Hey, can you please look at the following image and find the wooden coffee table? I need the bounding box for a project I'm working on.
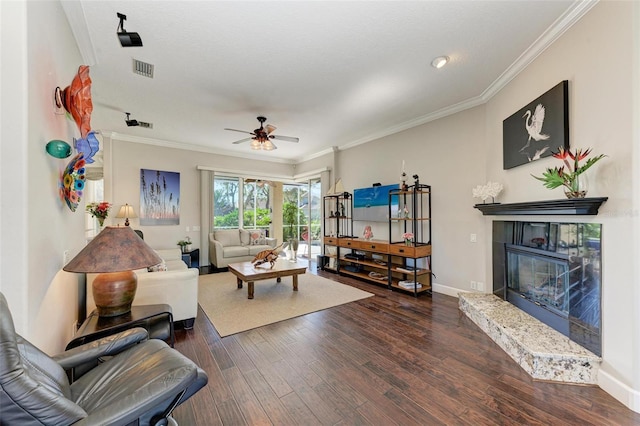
[228,260,307,299]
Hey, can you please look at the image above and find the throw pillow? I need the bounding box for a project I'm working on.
[250,230,267,245]
[148,260,167,272]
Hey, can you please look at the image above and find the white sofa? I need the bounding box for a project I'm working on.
[86,249,199,328]
[209,229,277,268]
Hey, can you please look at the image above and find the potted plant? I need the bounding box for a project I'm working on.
[177,237,192,253]
[283,203,300,260]
[532,147,605,198]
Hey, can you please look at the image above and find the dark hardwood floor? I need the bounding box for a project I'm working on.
[172,267,640,425]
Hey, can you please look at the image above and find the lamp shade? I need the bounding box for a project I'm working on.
[63,226,160,273]
[64,226,161,316]
[115,204,137,227]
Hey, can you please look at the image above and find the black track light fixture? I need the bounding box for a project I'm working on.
[125,112,139,127]
[117,13,143,47]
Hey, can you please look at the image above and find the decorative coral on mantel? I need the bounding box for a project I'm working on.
[473,181,504,204]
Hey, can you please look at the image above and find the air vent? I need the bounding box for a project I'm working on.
[138,121,153,129]
[132,59,154,78]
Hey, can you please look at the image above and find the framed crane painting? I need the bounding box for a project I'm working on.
[503,80,569,169]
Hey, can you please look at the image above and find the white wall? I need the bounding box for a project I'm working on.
[336,106,487,296]
[0,0,87,353]
[106,136,294,253]
[484,1,638,404]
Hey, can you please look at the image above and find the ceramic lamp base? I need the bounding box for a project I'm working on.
[93,270,137,317]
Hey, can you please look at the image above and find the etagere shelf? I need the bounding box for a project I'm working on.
[321,192,353,272]
[322,182,433,297]
[387,182,432,295]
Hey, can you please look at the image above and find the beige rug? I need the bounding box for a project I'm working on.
[198,271,374,337]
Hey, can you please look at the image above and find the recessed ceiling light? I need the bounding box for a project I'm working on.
[431,56,449,69]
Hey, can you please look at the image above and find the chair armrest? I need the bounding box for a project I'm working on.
[53,328,148,370]
[209,234,224,264]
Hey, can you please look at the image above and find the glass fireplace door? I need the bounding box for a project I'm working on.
[507,249,570,317]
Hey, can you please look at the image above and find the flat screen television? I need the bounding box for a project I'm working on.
[353,184,399,222]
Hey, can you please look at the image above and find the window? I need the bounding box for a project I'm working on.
[84,178,104,239]
[213,176,271,231]
[213,176,240,229]
[283,184,307,241]
[243,181,271,231]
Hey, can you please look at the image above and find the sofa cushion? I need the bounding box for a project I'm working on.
[223,246,250,258]
[214,229,241,247]
[239,229,251,246]
[148,261,168,272]
[248,244,275,256]
[249,230,267,245]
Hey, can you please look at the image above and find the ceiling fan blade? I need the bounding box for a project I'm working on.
[266,124,277,135]
[224,128,255,135]
[232,137,253,144]
[270,135,299,143]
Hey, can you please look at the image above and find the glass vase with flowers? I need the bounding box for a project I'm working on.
[403,232,414,247]
[86,202,111,227]
[532,147,605,199]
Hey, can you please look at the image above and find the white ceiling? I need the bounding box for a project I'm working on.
[62,1,593,163]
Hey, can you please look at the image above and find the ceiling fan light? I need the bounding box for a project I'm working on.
[250,139,261,150]
[263,140,276,151]
[431,55,449,69]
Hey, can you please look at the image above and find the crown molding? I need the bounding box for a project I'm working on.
[481,0,599,101]
[103,131,295,164]
[338,0,598,154]
[61,1,97,66]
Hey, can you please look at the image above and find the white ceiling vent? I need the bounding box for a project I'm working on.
[133,59,154,78]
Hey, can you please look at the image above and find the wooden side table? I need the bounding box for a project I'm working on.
[66,304,175,351]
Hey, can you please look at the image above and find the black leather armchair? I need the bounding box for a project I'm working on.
[0,292,208,425]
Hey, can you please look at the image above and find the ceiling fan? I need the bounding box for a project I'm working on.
[225,116,299,151]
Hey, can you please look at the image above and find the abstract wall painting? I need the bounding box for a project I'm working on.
[503,80,569,169]
[140,169,180,225]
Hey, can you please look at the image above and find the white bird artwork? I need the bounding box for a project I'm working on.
[526,146,550,162]
[520,103,550,151]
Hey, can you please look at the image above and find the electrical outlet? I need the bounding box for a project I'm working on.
[477,282,485,292]
[470,233,477,243]
[470,280,477,290]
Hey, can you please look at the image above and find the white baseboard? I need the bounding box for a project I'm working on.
[432,282,467,298]
[598,369,640,413]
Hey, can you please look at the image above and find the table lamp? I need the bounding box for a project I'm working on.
[115,203,137,226]
[63,226,162,317]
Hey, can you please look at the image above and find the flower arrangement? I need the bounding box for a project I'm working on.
[177,237,192,252]
[472,181,504,204]
[86,202,111,226]
[177,237,192,247]
[532,147,605,198]
[402,232,414,246]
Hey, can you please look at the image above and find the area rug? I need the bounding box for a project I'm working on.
[197,271,374,337]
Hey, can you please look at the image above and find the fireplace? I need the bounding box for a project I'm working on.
[493,221,601,356]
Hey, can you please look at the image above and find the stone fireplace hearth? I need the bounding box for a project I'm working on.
[459,292,600,384]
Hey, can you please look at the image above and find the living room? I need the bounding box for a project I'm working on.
[2,0,639,422]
